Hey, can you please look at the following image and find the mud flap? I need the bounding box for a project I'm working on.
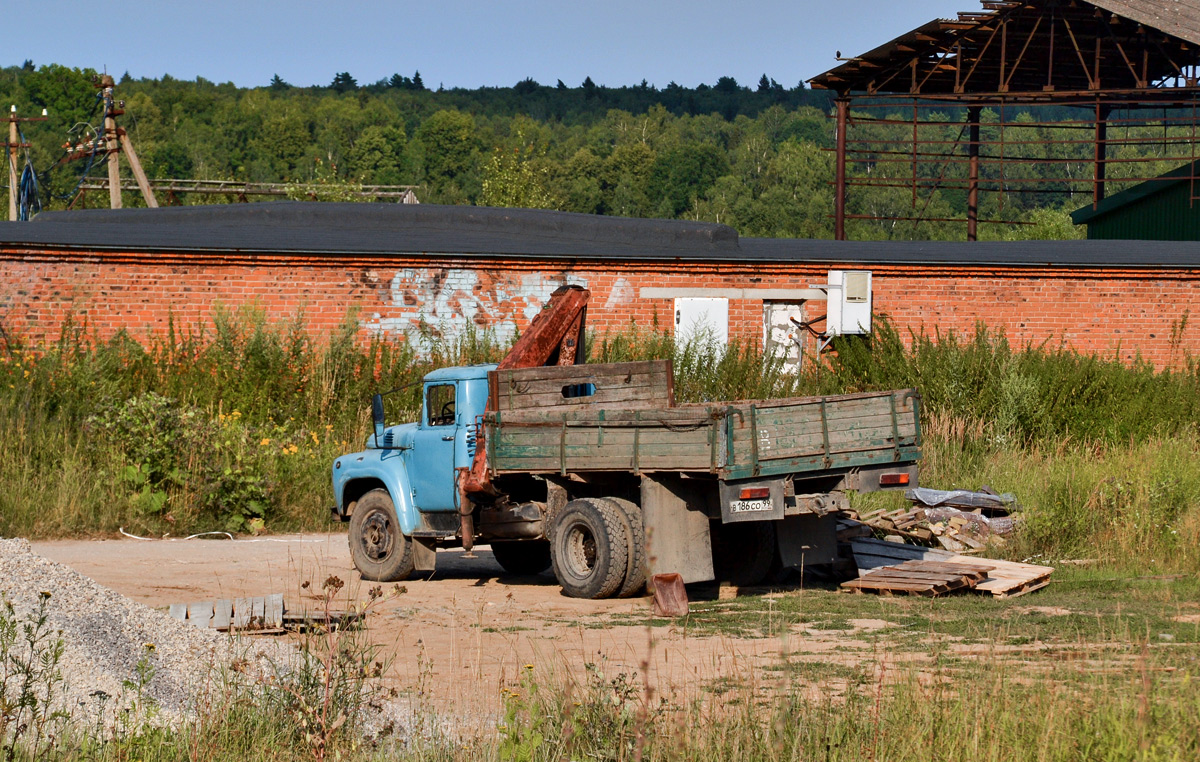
[640,474,714,584]
[412,537,437,572]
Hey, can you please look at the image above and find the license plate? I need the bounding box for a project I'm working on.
[729,499,773,513]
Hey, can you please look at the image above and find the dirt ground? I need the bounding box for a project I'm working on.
[33,533,846,718]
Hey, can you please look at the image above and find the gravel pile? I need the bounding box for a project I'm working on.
[0,538,289,729]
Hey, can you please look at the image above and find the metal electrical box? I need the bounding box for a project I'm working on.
[826,270,872,336]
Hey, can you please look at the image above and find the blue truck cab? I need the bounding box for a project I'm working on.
[331,364,495,578]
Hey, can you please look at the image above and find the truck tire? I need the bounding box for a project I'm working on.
[348,489,415,582]
[711,521,776,587]
[550,498,629,599]
[603,497,648,598]
[490,540,552,576]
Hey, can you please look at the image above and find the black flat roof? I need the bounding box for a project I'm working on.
[1,202,1197,268]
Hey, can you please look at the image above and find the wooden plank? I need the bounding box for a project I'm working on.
[988,579,1051,599]
[709,406,918,441]
[251,597,266,627]
[187,601,214,628]
[496,369,671,392]
[168,603,188,621]
[900,561,993,578]
[844,578,939,593]
[494,359,669,383]
[211,599,233,631]
[232,597,252,629]
[495,383,672,411]
[265,594,284,628]
[732,421,918,448]
[495,427,712,447]
[857,569,968,584]
[492,407,712,425]
[706,388,916,412]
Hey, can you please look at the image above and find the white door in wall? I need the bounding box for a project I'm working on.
[763,301,805,373]
[674,297,729,347]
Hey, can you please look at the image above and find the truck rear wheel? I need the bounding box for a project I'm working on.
[349,489,415,582]
[550,498,629,599]
[490,540,552,576]
[711,521,776,587]
[603,497,648,598]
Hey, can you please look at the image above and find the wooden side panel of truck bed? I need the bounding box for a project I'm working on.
[484,388,920,479]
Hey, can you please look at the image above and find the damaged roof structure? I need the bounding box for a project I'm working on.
[809,0,1200,241]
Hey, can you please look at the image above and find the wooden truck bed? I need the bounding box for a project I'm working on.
[481,361,920,480]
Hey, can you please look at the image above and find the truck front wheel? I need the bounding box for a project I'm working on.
[349,489,415,582]
[550,498,629,599]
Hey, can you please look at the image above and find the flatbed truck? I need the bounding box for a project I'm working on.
[330,286,920,598]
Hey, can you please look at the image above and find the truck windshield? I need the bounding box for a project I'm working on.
[426,383,456,426]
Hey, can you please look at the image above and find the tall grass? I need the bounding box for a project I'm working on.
[2,310,1199,572]
[51,644,1198,761]
[0,308,505,538]
[487,645,1200,762]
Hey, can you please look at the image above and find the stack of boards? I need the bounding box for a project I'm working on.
[168,594,285,631]
[844,538,1053,599]
[167,594,359,632]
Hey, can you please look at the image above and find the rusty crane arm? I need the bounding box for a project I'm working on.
[460,285,590,545]
[496,285,589,370]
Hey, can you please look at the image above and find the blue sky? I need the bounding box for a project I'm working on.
[15,1,968,89]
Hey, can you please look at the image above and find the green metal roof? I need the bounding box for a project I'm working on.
[1072,162,1198,225]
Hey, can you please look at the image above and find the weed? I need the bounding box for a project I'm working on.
[0,593,68,762]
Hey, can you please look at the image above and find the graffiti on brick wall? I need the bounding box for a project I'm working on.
[362,268,589,348]
[604,277,633,309]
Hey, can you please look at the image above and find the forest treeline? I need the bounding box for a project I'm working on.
[1,62,1183,240]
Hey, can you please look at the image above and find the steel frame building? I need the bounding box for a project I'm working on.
[809,0,1200,240]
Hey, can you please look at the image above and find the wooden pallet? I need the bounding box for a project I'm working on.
[850,538,1054,599]
[841,559,992,597]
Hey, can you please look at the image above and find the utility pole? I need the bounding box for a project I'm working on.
[62,74,158,210]
[102,79,121,209]
[97,74,157,209]
[5,106,48,221]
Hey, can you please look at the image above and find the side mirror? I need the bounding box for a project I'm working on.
[371,394,385,441]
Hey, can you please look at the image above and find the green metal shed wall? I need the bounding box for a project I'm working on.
[1088,181,1200,240]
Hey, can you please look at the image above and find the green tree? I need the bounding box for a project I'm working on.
[347,125,406,183]
[1004,208,1086,241]
[480,144,557,209]
[417,109,478,185]
[646,143,728,216]
[24,63,99,129]
[330,72,357,93]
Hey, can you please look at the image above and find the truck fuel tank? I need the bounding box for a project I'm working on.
[476,501,546,540]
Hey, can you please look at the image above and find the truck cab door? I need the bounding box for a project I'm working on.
[407,381,460,512]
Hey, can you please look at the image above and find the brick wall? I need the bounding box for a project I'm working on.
[3,246,1198,367]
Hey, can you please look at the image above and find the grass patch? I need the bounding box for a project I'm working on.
[607,568,1200,647]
